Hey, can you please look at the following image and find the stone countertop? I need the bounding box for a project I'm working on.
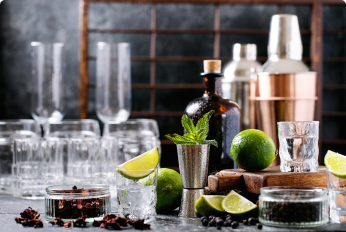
[0,194,345,232]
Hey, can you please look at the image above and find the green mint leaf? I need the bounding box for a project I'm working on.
[184,133,196,140]
[197,139,218,147]
[165,134,196,145]
[181,115,196,134]
[196,128,208,140]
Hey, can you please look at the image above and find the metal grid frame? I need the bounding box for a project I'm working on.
[79,0,345,161]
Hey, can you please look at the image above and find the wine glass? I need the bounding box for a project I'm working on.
[96,42,131,124]
[30,42,65,132]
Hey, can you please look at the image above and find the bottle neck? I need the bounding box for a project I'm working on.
[202,73,223,97]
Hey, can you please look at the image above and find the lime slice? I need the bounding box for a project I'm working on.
[195,195,225,216]
[221,190,257,216]
[324,150,346,178]
[117,146,160,180]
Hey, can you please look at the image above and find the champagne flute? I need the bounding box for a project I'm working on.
[96,42,131,124]
[30,42,65,134]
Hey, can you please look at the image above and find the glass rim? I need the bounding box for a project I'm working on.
[116,167,158,171]
[46,119,98,125]
[277,121,319,125]
[0,119,36,125]
[46,184,109,195]
[106,119,158,125]
[260,186,327,197]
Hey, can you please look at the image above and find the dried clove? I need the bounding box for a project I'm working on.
[15,207,43,228]
[50,217,65,226]
[131,219,151,230]
[74,216,87,227]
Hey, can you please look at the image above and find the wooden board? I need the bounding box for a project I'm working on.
[208,166,327,194]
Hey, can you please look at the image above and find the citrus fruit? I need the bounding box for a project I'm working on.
[324,150,346,178]
[231,129,276,171]
[195,195,226,216]
[117,146,160,180]
[143,168,183,212]
[221,190,257,216]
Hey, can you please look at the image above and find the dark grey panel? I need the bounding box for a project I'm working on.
[324,34,346,58]
[156,61,204,84]
[323,89,346,112]
[156,34,214,57]
[89,3,151,29]
[156,4,214,29]
[323,62,346,85]
[282,5,311,30]
[155,89,202,112]
[323,5,346,31]
[156,116,182,140]
[220,4,277,30]
[132,88,150,111]
[322,116,346,140]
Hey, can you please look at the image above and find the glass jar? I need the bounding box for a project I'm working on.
[45,185,111,222]
[259,186,328,228]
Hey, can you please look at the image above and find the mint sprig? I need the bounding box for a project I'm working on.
[165,110,218,147]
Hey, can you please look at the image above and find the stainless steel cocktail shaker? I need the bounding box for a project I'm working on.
[222,44,261,130]
[177,144,210,217]
[254,14,318,166]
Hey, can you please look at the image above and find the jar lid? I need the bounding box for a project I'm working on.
[46,185,109,197]
[260,186,327,199]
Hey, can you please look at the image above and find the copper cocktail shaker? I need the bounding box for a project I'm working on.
[253,14,318,166]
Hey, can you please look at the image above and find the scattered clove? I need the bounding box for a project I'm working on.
[15,207,43,228]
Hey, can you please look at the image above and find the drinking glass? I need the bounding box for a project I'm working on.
[96,42,131,124]
[0,120,39,194]
[31,42,65,126]
[277,121,319,172]
[44,119,101,183]
[103,119,161,163]
[116,168,157,220]
[12,137,63,199]
[327,169,346,223]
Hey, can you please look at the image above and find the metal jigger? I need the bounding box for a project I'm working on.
[177,144,210,217]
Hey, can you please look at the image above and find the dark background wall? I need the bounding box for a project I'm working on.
[0,0,345,167]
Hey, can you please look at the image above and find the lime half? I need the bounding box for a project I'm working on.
[195,195,225,216]
[221,190,257,216]
[324,150,346,178]
[117,146,160,180]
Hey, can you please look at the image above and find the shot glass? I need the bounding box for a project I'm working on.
[326,169,346,223]
[116,168,158,220]
[103,119,161,163]
[277,121,319,172]
[12,137,63,199]
[0,120,39,194]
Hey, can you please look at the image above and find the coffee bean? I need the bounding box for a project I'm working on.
[217,226,221,230]
[208,218,216,227]
[200,216,207,222]
[256,223,262,229]
[202,219,208,226]
[231,221,239,229]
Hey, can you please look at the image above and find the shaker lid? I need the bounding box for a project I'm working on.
[233,44,257,61]
[203,60,221,73]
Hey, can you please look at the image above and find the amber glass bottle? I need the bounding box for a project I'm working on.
[184,60,241,173]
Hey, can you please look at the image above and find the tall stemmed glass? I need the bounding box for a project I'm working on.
[31,42,65,134]
[96,42,131,124]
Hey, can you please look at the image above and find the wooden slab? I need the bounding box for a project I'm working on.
[208,166,327,194]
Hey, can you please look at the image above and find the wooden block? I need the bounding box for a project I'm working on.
[208,166,327,194]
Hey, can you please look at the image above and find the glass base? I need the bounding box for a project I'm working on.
[280,159,319,172]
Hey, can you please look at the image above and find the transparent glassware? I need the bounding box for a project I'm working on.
[116,168,157,220]
[259,186,329,228]
[45,184,110,222]
[103,119,161,163]
[277,121,319,173]
[326,169,346,223]
[96,42,131,124]
[0,120,40,194]
[30,42,65,126]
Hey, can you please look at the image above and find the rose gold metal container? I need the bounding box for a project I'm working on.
[253,14,318,166]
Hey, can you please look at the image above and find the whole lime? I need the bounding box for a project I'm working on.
[143,168,183,212]
[231,129,276,171]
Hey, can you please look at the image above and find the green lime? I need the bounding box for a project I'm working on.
[324,150,346,178]
[195,195,225,216]
[231,129,276,171]
[117,146,160,180]
[221,190,257,216]
[142,168,183,212]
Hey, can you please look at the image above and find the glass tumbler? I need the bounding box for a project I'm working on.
[326,169,346,223]
[103,119,161,163]
[31,42,65,126]
[12,137,63,199]
[277,121,319,172]
[116,167,158,220]
[96,42,131,124]
[0,120,39,194]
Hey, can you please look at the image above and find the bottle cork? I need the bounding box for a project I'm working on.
[203,60,221,73]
